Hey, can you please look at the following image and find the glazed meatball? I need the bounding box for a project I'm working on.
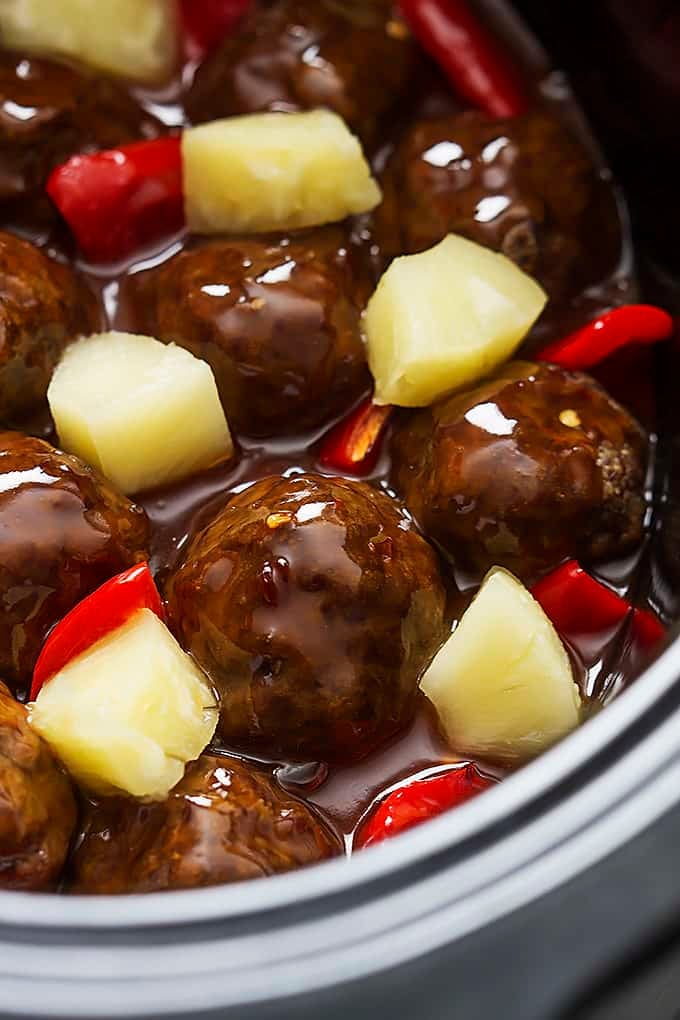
[374,110,622,306]
[0,682,76,890]
[186,0,415,145]
[166,474,446,760]
[390,362,647,582]
[0,231,98,423]
[140,229,370,436]
[0,432,149,695]
[70,753,340,893]
[0,52,159,207]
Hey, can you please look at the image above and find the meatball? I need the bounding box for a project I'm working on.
[390,362,647,582]
[0,231,98,423]
[0,432,149,696]
[0,682,76,891]
[166,474,446,760]
[70,753,340,893]
[0,52,159,207]
[186,0,415,145]
[374,110,622,306]
[139,229,370,436]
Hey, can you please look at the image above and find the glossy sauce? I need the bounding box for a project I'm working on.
[0,22,660,852]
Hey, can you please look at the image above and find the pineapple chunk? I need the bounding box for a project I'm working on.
[0,0,178,83]
[29,609,218,800]
[182,111,382,235]
[48,331,233,496]
[421,568,581,765]
[365,234,547,407]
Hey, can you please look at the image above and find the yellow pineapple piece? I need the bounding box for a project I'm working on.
[29,609,218,800]
[0,0,178,82]
[48,331,233,495]
[365,234,547,407]
[182,110,382,235]
[422,568,581,765]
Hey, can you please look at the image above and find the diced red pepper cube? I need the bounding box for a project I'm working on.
[47,136,184,264]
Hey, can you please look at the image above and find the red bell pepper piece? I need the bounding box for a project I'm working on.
[632,607,667,651]
[46,136,184,264]
[532,560,666,651]
[399,0,530,118]
[319,399,393,476]
[30,563,164,700]
[180,0,253,58]
[532,561,629,636]
[537,305,674,371]
[355,764,494,849]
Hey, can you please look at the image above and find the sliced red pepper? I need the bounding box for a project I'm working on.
[180,0,253,58]
[355,764,494,849]
[537,305,674,371]
[30,563,164,700]
[532,559,666,651]
[46,136,184,264]
[399,0,530,118]
[319,399,393,476]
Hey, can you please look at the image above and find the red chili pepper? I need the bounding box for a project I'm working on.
[355,764,494,849]
[46,136,184,264]
[30,563,164,701]
[180,0,253,58]
[399,0,530,118]
[319,399,393,476]
[532,559,666,651]
[537,305,674,371]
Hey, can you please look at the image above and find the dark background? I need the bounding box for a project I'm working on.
[514,0,680,285]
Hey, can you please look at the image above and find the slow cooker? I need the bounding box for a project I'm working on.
[1,2,679,1018]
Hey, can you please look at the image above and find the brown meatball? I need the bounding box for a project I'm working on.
[70,753,340,893]
[0,51,159,206]
[0,432,149,696]
[166,474,446,760]
[0,682,76,890]
[374,110,622,306]
[0,231,98,423]
[390,362,647,582]
[139,229,370,436]
[186,0,415,145]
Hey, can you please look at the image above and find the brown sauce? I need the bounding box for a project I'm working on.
[0,25,659,855]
